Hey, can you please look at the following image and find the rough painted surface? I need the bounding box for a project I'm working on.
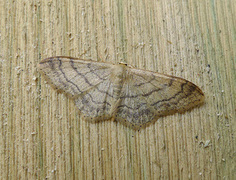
[0,0,235,179]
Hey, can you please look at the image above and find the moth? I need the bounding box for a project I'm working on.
[38,56,204,128]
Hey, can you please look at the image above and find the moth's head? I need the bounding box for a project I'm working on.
[118,62,134,68]
[118,62,128,66]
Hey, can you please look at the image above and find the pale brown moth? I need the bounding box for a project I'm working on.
[38,56,204,128]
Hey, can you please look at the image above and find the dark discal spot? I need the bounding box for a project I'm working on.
[82,97,89,105]
[49,58,55,70]
[169,78,174,86]
[188,84,196,93]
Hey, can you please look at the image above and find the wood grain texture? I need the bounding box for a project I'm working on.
[0,0,235,179]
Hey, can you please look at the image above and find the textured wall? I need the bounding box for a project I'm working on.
[0,0,235,179]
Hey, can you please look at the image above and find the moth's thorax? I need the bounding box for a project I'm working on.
[111,64,127,79]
